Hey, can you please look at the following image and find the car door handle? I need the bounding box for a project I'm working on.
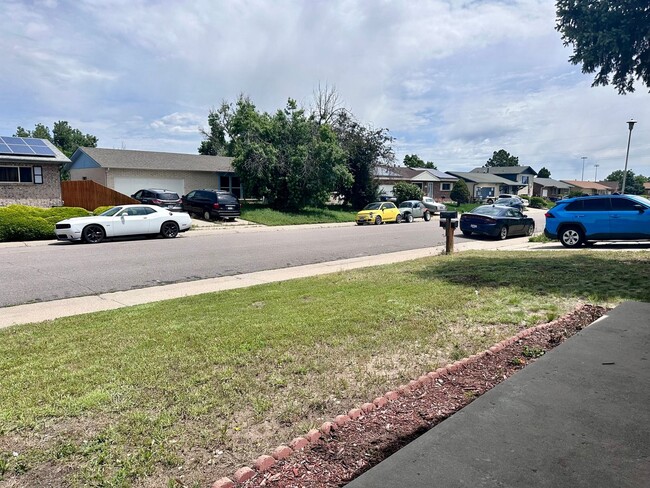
[610,215,620,219]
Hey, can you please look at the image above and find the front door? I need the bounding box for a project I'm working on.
[114,207,152,235]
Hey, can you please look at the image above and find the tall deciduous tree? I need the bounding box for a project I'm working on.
[403,154,437,169]
[556,0,650,94]
[485,149,519,167]
[538,167,551,178]
[331,111,394,209]
[605,169,647,195]
[14,121,97,158]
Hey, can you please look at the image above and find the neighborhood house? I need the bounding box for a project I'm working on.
[0,136,68,207]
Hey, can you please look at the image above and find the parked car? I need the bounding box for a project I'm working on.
[544,194,650,248]
[399,200,431,222]
[422,196,447,214]
[181,189,241,221]
[460,205,535,240]
[131,188,182,211]
[55,204,192,243]
[494,197,525,211]
[356,202,402,225]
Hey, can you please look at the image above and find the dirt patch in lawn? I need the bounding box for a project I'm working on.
[237,304,607,488]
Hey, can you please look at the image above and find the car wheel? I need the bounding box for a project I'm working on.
[161,221,179,238]
[560,226,584,248]
[203,210,212,221]
[405,213,413,223]
[423,212,431,222]
[374,215,382,225]
[498,225,508,240]
[395,214,403,224]
[462,230,472,237]
[525,224,534,236]
[82,224,105,244]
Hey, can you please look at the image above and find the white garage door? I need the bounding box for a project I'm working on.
[114,177,185,197]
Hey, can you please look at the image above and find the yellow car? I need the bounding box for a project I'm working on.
[356,202,402,225]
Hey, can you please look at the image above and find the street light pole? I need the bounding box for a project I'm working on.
[621,119,637,194]
[594,163,599,181]
[581,156,587,180]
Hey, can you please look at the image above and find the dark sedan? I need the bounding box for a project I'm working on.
[460,205,535,240]
[494,197,525,210]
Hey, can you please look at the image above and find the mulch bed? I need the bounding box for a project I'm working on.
[226,304,607,488]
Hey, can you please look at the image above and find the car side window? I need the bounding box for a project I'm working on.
[143,207,156,215]
[186,191,195,199]
[582,198,610,211]
[565,201,583,211]
[385,203,396,209]
[611,198,643,211]
[133,191,142,199]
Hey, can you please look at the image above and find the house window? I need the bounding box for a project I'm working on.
[219,175,242,198]
[0,166,34,183]
[521,176,530,184]
[34,166,43,184]
[441,182,452,191]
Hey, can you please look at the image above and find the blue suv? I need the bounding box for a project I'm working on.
[544,194,650,247]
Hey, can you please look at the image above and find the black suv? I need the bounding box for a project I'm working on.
[131,189,182,211]
[181,189,241,221]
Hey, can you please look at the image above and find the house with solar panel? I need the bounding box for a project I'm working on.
[0,136,69,207]
[68,147,242,198]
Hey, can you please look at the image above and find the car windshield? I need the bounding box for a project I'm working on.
[495,199,512,205]
[100,206,123,216]
[471,206,504,216]
[219,194,239,204]
[363,203,382,210]
[157,192,179,200]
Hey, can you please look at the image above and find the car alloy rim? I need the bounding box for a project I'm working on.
[564,230,578,245]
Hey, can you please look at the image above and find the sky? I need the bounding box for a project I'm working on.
[2,0,648,181]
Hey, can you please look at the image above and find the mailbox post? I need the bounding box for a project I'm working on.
[439,211,458,254]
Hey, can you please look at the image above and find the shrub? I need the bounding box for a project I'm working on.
[0,205,89,242]
[93,206,114,215]
[392,182,423,203]
[529,196,546,208]
[450,179,471,204]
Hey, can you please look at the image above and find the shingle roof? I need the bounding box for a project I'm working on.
[561,180,612,191]
[412,167,458,181]
[74,147,234,172]
[446,171,519,185]
[470,165,537,175]
[534,178,572,189]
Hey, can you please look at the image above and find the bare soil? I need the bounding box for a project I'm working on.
[238,304,607,488]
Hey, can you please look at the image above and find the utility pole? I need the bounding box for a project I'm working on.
[581,156,587,180]
[594,163,599,181]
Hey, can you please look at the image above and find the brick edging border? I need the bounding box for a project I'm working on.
[211,318,560,487]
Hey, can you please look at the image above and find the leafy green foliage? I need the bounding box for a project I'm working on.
[529,196,546,208]
[605,169,648,195]
[485,149,519,167]
[0,205,89,242]
[450,179,471,204]
[15,121,97,158]
[522,346,545,359]
[538,167,551,178]
[556,0,650,94]
[393,182,423,203]
[403,154,436,169]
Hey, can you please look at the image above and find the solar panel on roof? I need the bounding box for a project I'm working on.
[0,136,56,157]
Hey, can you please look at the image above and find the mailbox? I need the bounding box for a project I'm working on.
[440,219,458,228]
[439,211,458,220]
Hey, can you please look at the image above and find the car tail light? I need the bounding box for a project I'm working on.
[545,212,555,218]
[152,199,162,204]
[212,203,220,209]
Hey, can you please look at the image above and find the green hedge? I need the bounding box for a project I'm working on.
[0,205,90,242]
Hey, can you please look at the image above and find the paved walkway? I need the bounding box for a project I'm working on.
[346,301,650,488]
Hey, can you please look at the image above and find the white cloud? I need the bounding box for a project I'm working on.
[1,0,648,182]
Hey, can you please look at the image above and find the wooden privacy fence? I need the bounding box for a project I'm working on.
[61,180,138,211]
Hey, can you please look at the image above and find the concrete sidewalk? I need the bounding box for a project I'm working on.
[346,301,650,488]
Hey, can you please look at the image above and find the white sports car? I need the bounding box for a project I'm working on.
[55,204,192,243]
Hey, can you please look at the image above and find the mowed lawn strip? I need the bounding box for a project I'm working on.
[240,204,357,225]
[1,251,649,487]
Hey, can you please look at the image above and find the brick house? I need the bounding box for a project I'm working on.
[375,165,458,201]
[68,147,242,198]
[561,180,613,196]
[0,137,68,207]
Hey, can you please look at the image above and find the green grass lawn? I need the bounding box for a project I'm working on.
[240,203,357,225]
[1,250,649,487]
